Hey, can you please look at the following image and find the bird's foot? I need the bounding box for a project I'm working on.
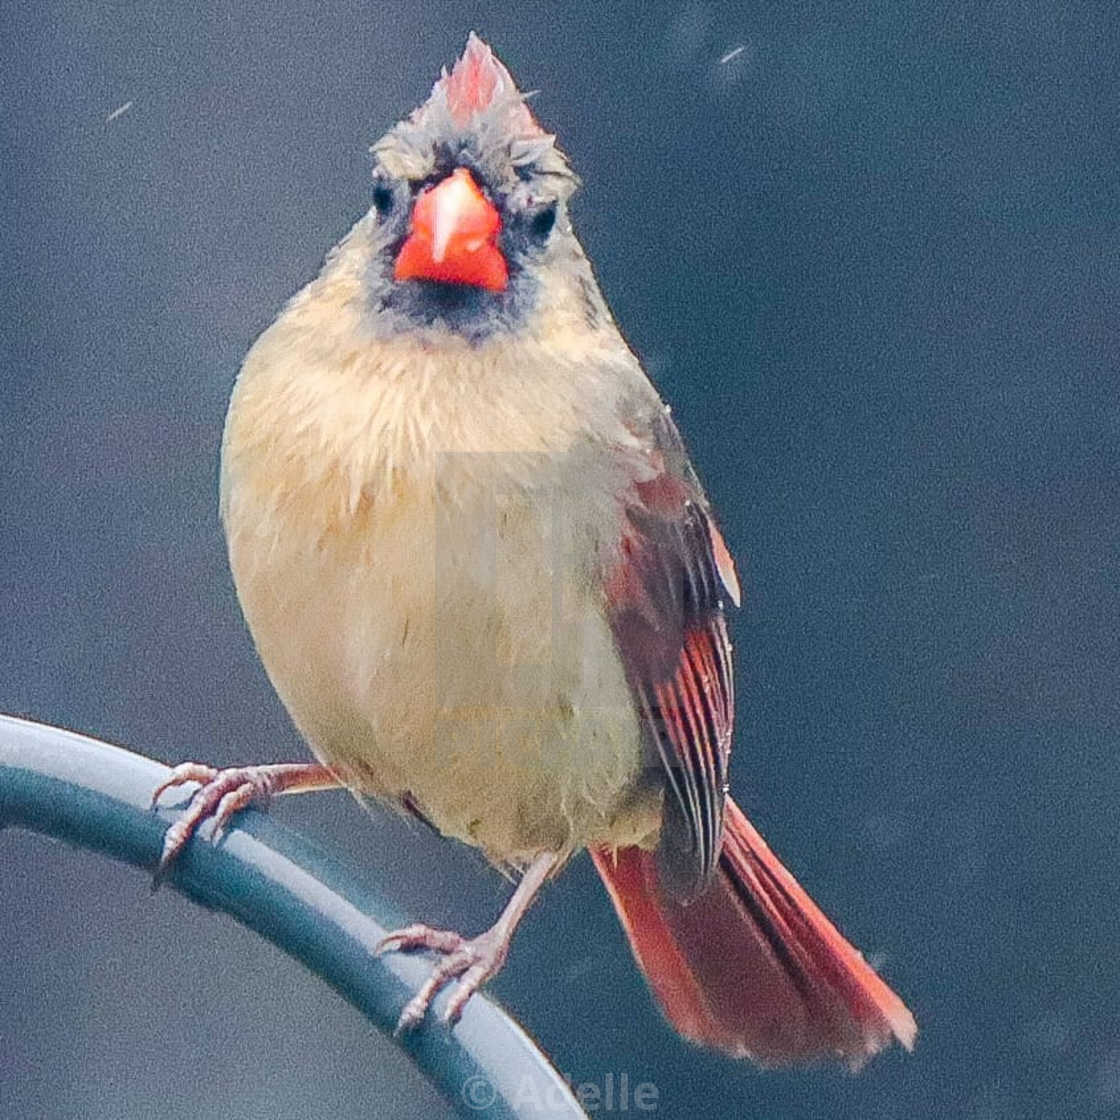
[149,763,279,884]
[376,922,511,1031]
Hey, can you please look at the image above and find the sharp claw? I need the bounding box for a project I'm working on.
[375,924,466,957]
[394,1001,426,1036]
[445,961,491,1024]
[377,923,508,1031]
[149,765,272,885]
[444,989,469,1026]
[150,763,218,809]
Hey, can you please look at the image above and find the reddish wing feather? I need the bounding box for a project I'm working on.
[606,414,739,897]
[598,413,916,1065]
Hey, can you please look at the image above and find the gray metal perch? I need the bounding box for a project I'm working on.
[0,714,588,1120]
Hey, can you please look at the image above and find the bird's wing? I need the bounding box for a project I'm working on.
[605,405,741,899]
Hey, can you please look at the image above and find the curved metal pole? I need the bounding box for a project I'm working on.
[0,715,587,1120]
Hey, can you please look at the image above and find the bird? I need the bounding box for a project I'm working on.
[152,34,916,1067]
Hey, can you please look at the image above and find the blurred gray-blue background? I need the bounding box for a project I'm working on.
[3,3,1119,1117]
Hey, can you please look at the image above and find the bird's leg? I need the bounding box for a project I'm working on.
[377,850,560,1031]
[150,761,340,881]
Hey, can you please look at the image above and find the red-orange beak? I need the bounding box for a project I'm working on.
[393,168,508,292]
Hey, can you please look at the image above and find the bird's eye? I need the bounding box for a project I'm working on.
[527,202,557,243]
[372,180,395,218]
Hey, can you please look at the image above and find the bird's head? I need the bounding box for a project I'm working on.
[359,34,604,342]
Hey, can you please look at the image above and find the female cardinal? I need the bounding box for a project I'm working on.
[154,34,916,1067]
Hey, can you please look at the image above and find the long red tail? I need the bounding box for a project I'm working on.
[591,799,916,1068]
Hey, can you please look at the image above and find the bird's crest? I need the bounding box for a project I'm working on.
[373,34,575,197]
[417,33,544,140]
[437,33,542,133]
